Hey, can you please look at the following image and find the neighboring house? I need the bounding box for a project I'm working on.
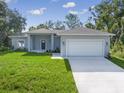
[9,27,114,57]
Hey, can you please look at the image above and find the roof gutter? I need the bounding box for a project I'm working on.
[9,36,27,38]
[57,34,115,36]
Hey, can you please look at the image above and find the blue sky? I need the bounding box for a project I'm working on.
[6,0,101,31]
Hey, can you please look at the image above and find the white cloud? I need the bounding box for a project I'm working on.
[28,8,47,16]
[69,9,88,15]
[62,2,76,8]
[4,0,17,3]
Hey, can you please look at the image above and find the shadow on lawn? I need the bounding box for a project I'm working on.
[64,59,71,72]
[109,56,124,69]
[22,52,51,56]
[0,51,13,56]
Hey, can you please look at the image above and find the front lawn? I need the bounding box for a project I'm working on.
[0,52,77,93]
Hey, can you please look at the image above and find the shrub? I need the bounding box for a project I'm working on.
[15,48,28,52]
[0,46,10,52]
[55,48,60,53]
[52,48,60,53]
[46,50,52,53]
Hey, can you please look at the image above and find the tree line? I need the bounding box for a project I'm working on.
[29,14,83,31]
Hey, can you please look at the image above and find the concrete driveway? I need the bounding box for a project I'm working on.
[68,57,124,93]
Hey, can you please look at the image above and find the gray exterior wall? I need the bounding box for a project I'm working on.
[60,35,110,57]
[54,36,60,50]
[11,37,28,50]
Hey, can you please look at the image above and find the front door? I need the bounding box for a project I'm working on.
[41,40,46,51]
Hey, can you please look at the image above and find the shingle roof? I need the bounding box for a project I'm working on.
[26,29,62,34]
[57,27,115,36]
[26,27,114,36]
[9,33,28,38]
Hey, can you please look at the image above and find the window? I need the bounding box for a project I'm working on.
[41,40,46,50]
[18,40,25,48]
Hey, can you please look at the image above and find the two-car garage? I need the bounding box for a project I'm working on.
[60,35,112,57]
[58,27,113,57]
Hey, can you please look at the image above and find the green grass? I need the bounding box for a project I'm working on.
[0,52,77,93]
[109,55,124,69]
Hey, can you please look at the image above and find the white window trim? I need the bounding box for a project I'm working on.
[17,39,25,48]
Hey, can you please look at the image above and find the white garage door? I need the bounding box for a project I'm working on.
[66,39,104,57]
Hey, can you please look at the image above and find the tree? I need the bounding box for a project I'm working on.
[121,35,124,44]
[45,20,54,30]
[7,9,26,34]
[0,1,7,46]
[30,20,65,30]
[85,22,95,29]
[88,0,124,48]
[29,26,36,31]
[0,1,26,46]
[65,14,82,29]
[54,20,65,30]
[29,20,55,30]
[37,24,48,29]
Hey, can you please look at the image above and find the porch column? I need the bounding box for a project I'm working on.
[51,34,54,51]
[30,36,33,50]
[28,34,31,51]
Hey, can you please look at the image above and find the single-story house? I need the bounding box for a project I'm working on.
[9,27,114,57]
